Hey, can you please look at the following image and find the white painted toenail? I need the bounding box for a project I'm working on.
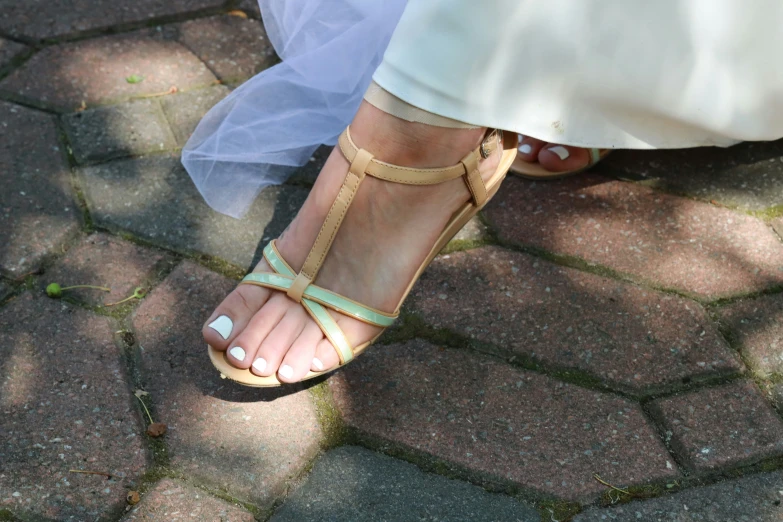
[518,143,532,154]
[548,145,570,160]
[279,365,294,379]
[208,315,233,340]
[313,358,324,371]
[252,358,267,372]
[229,346,245,361]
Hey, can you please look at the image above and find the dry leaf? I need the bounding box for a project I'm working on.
[227,9,248,18]
[134,389,149,398]
[146,422,167,437]
[127,490,140,505]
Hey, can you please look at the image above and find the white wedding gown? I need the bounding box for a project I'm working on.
[183,0,783,218]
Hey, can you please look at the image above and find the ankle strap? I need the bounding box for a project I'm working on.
[337,126,490,187]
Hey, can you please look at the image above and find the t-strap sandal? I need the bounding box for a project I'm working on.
[207,126,518,387]
[511,144,611,180]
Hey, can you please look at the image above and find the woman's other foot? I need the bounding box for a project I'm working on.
[517,135,592,172]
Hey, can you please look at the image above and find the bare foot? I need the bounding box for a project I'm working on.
[202,101,502,383]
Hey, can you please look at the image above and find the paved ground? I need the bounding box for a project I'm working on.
[2,3,783,521]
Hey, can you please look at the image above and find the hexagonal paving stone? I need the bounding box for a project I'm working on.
[719,293,783,378]
[270,446,540,522]
[63,98,177,164]
[0,0,226,41]
[485,175,783,300]
[121,479,254,521]
[330,340,678,502]
[78,154,308,270]
[0,294,148,520]
[648,381,783,472]
[0,37,27,71]
[44,232,171,307]
[167,14,276,82]
[159,85,230,146]
[0,101,80,276]
[132,261,324,506]
[604,140,783,211]
[0,32,216,111]
[574,471,783,521]
[408,247,742,395]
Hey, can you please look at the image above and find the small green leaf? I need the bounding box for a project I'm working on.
[126,74,144,84]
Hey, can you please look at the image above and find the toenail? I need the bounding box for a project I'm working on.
[518,143,532,154]
[279,365,294,379]
[229,346,246,361]
[312,358,324,371]
[548,145,570,160]
[208,315,233,339]
[252,358,267,372]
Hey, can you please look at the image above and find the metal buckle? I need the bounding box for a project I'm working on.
[480,130,502,159]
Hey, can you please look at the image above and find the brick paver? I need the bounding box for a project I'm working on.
[574,470,783,521]
[0,0,225,41]
[604,139,783,211]
[160,84,230,146]
[0,37,26,71]
[44,232,170,307]
[270,446,541,522]
[648,381,783,472]
[720,293,783,378]
[486,175,783,300]
[409,247,742,394]
[79,154,308,269]
[330,340,677,502]
[168,14,276,82]
[0,32,216,111]
[0,101,79,275]
[63,98,177,164]
[132,262,324,507]
[121,479,254,522]
[0,294,148,520]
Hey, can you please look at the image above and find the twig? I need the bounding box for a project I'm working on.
[593,473,630,495]
[134,394,154,424]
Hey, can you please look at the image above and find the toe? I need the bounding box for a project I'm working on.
[517,135,547,162]
[312,338,340,373]
[203,260,273,350]
[251,300,308,377]
[537,144,590,172]
[277,320,323,383]
[225,291,289,369]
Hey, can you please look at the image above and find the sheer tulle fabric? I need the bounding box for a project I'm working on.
[181,0,406,218]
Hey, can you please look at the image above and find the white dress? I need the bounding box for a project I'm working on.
[183,0,783,218]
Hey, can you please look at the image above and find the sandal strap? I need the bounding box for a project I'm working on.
[242,244,397,327]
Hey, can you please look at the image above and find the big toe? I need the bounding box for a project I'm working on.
[537,144,591,172]
[202,261,273,350]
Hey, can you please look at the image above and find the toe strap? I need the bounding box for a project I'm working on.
[238,241,398,366]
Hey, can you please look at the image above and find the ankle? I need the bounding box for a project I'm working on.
[350,101,486,168]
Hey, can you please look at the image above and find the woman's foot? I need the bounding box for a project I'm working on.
[517,135,593,172]
[202,101,502,383]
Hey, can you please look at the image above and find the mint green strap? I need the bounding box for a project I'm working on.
[589,148,602,165]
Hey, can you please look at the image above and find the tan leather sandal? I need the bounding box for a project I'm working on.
[511,142,611,180]
[207,126,518,387]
